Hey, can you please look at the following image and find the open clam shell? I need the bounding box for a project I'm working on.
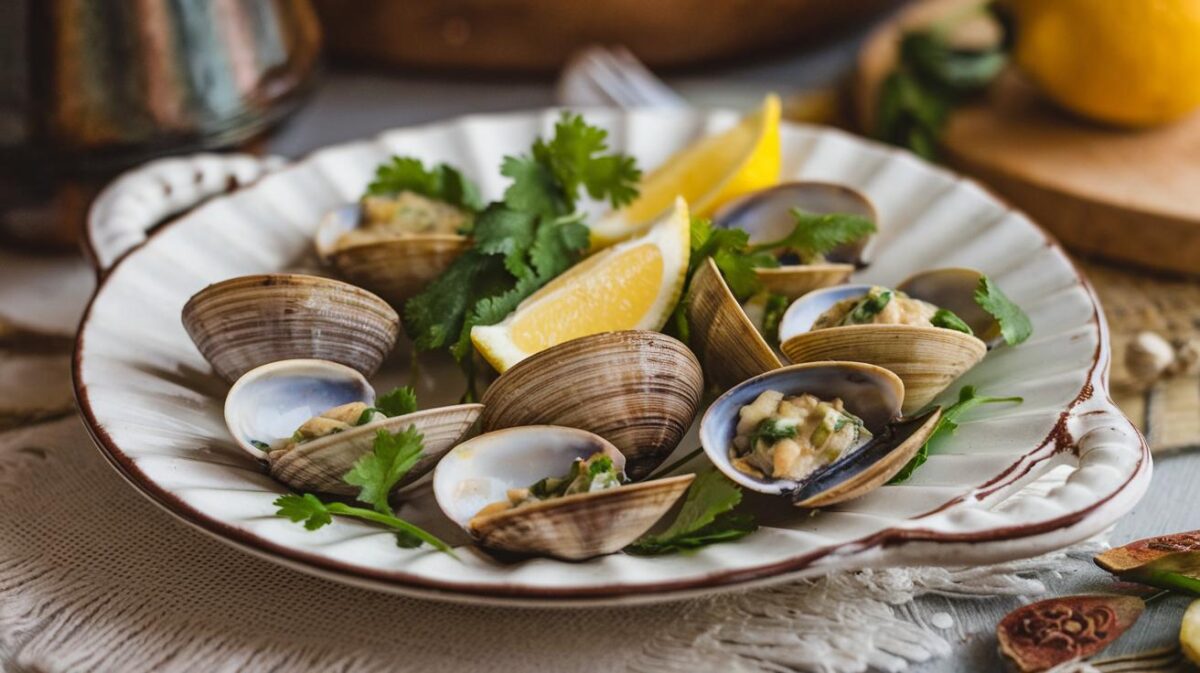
[479,330,703,480]
[224,358,482,495]
[315,204,470,309]
[897,267,1001,346]
[685,257,783,390]
[183,273,399,382]
[700,362,940,507]
[714,181,877,299]
[777,283,988,414]
[433,426,695,560]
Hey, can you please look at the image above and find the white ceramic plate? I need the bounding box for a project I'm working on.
[74,108,1150,606]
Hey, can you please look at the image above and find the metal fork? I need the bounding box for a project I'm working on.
[557,45,686,109]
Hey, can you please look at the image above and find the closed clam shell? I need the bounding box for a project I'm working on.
[700,361,940,507]
[715,181,876,300]
[777,283,987,414]
[183,274,400,382]
[269,404,483,496]
[685,257,782,390]
[479,330,702,480]
[432,425,695,560]
[316,204,469,309]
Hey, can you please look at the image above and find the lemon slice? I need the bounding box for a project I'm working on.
[589,94,781,249]
[472,197,690,372]
[1184,599,1200,666]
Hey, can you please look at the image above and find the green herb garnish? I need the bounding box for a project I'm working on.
[875,5,1008,159]
[843,288,893,325]
[750,209,876,263]
[931,308,974,334]
[403,113,641,383]
[974,275,1032,345]
[354,386,419,425]
[365,157,484,213]
[626,469,757,555]
[748,418,799,448]
[888,385,1023,484]
[250,439,270,451]
[274,426,455,556]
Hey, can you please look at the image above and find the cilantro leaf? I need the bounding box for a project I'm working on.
[975,275,1032,345]
[274,427,458,557]
[751,209,876,261]
[343,427,425,515]
[365,157,483,212]
[404,112,638,376]
[274,493,333,530]
[374,387,418,418]
[888,386,1023,484]
[931,308,973,335]
[627,469,757,555]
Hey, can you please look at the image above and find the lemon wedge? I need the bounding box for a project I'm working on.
[472,197,690,372]
[1184,599,1200,666]
[589,94,781,249]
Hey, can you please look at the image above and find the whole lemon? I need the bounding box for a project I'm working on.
[1009,0,1200,126]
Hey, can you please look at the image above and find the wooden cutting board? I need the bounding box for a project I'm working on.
[853,0,1200,276]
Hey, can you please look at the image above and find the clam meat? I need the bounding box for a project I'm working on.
[434,425,694,560]
[701,361,940,508]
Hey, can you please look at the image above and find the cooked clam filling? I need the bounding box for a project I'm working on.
[469,452,623,526]
[273,402,385,452]
[731,390,870,480]
[336,191,470,249]
[812,286,937,329]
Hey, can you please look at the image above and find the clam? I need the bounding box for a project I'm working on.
[714,181,876,299]
[183,273,400,382]
[315,202,471,309]
[433,425,695,560]
[224,359,481,495]
[685,257,783,390]
[777,269,997,414]
[480,330,702,480]
[700,362,940,507]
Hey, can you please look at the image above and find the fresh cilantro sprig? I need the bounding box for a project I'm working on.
[626,469,757,555]
[365,157,484,213]
[975,275,1032,345]
[875,5,1009,159]
[403,113,640,383]
[355,386,419,425]
[749,209,876,263]
[274,408,456,555]
[888,385,1022,484]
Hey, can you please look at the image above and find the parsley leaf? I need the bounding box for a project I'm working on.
[626,470,757,555]
[404,112,638,374]
[275,493,333,530]
[974,275,1032,345]
[931,308,973,335]
[888,386,1023,484]
[344,427,425,515]
[274,427,457,556]
[751,209,876,262]
[372,386,418,418]
[365,157,483,212]
[875,9,1008,159]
